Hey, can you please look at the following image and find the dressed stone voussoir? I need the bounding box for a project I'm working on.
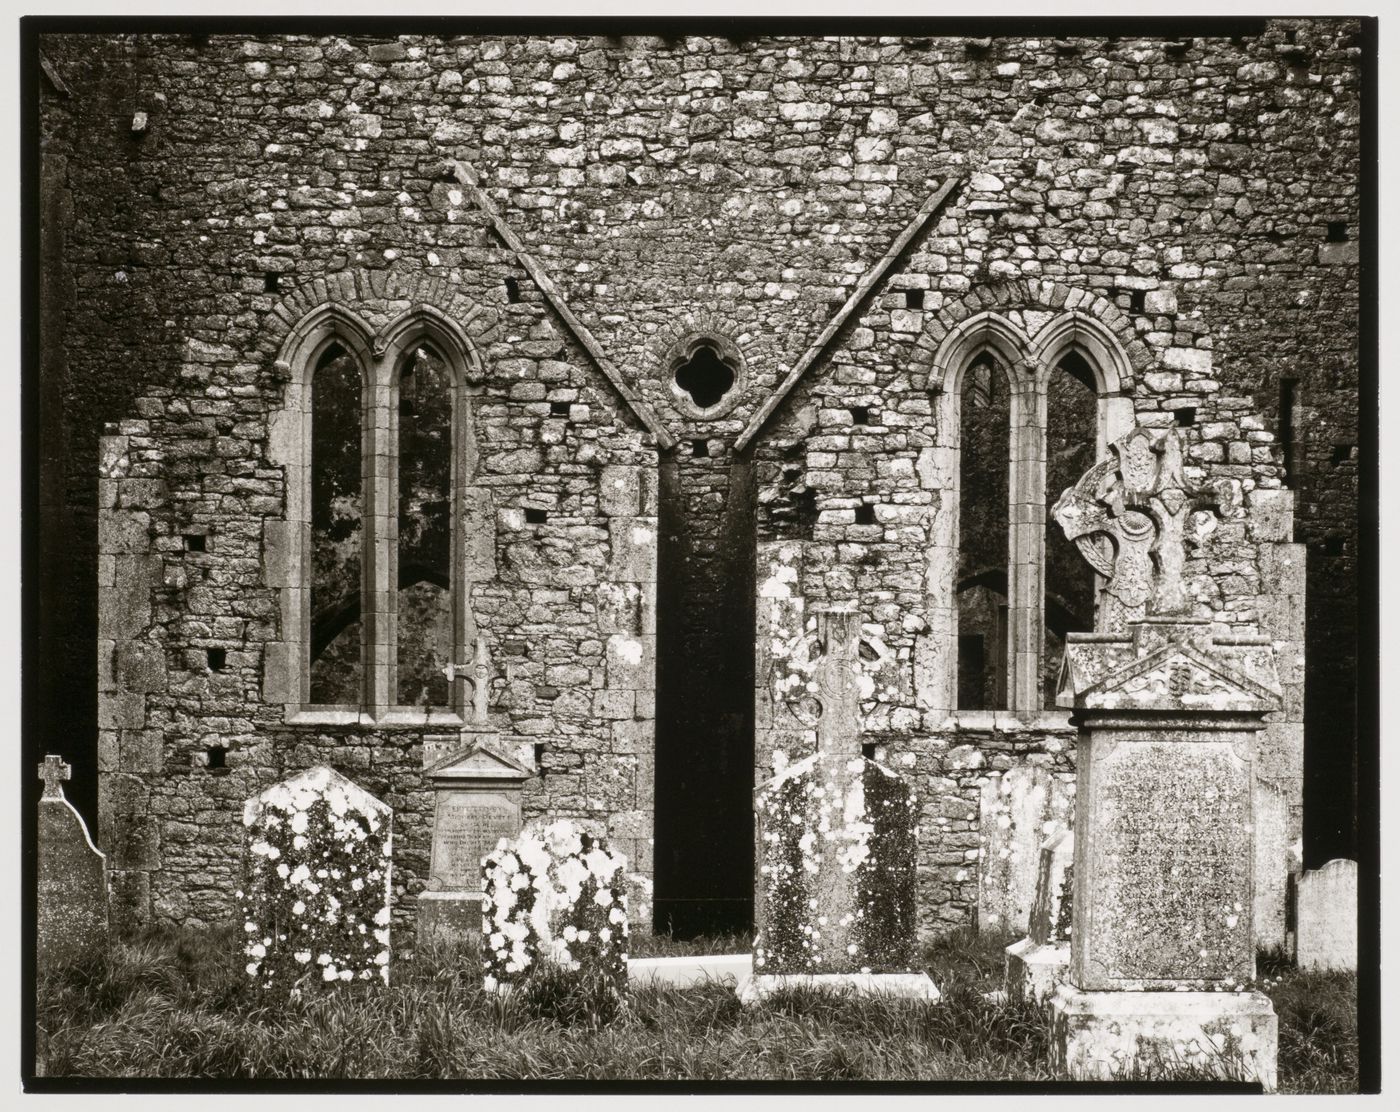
[239,766,393,994]
[481,820,629,994]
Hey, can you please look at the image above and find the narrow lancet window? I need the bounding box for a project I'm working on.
[957,350,1011,710]
[309,343,365,704]
[396,344,455,707]
[1042,350,1099,707]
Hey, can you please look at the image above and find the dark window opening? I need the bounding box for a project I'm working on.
[1330,442,1355,466]
[534,742,546,769]
[206,745,227,771]
[861,742,877,760]
[958,633,988,711]
[207,648,226,672]
[1327,221,1349,243]
[525,508,548,525]
[692,439,710,458]
[904,289,925,310]
[183,534,206,553]
[850,405,871,425]
[263,272,280,293]
[550,400,571,417]
[1129,289,1146,314]
[1323,535,1345,558]
[504,276,522,303]
[854,504,877,525]
[674,343,736,410]
[1279,378,1299,487]
[1174,407,1197,427]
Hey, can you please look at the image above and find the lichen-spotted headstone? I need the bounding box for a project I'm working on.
[37,755,109,973]
[743,607,937,1002]
[239,766,392,994]
[480,820,629,994]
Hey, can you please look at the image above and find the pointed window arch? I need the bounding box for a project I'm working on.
[929,309,1136,720]
[271,304,487,725]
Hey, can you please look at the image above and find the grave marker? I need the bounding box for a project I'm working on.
[1296,859,1357,971]
[240,765,393,995]
[741,606,938,1003]
[1004,829,1073,1003]
[37,755,109,974]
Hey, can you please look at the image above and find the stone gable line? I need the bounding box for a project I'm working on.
[449,158,678,452]
[734,174,963,453]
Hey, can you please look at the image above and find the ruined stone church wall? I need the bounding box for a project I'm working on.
[42,24,1360,935]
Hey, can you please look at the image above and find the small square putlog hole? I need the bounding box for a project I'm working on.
[504,276,522,303]
[855,504,877,525]
[692,439,710,457]
[263,272,281,293]
[206,745,227,771]
[207,648,227,671]
[550,401,571,417]
[904,289,924,310]
[524,508,548,524]
[1129,289,1146,313]
[184,534,206,552]
[1327,221,1350,243]
[861,742,877,760]
[850,405,871,425]
[1174,407,1197,427]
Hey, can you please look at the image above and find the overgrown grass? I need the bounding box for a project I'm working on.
[35,925,1356,1088]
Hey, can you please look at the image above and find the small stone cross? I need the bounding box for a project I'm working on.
[40,754,71,801]
[439,635,492,725]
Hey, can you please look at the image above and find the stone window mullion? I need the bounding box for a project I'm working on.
[1007,369,1046,716]
[365,362,395,713]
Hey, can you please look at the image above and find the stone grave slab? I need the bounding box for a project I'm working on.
[481,819,629,994]
[1005,829,1073,1004]
[418,734,530,942]
[37,756,109,973]
[1296,859,1357,971]
[239,765,393,995]
[742,606,938,1003]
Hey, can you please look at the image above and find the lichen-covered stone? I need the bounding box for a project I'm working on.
[754,753,917,975]
[480,820,628,994]
[239,766,392,995]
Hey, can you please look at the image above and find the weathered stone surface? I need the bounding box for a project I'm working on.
[1296,859,1357,971]
[1050,984,1279,1090]
[239,766,392,994]
[977,767,1074,936]
[37,757,109,973]
[481,820,628,993]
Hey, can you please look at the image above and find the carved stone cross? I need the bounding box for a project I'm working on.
[40,754,71,801]
[1052,427,1243,631]
[805,607,865,761]
[439,635,492,725]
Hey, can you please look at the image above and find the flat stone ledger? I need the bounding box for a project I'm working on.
[37,791,109,973]
[418,735,529,943]
[753,753,926,981]
[240,765,393,995]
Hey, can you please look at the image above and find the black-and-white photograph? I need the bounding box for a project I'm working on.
[20,7,1379,1094]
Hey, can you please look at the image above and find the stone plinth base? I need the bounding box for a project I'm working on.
[736,971,940,1006]
[1005,938,1070,1004]
[1050,984,1278,1090]
[629,954,752,988]
[416,892,479,944]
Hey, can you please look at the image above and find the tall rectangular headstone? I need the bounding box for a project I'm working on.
[240,766,393,995]
[37,756,109,973]
[741,607,938,1003]
[1296,859,1357,971]
[1048,430,1282,1089]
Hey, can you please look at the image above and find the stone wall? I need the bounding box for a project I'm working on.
[39,24,1360,936]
